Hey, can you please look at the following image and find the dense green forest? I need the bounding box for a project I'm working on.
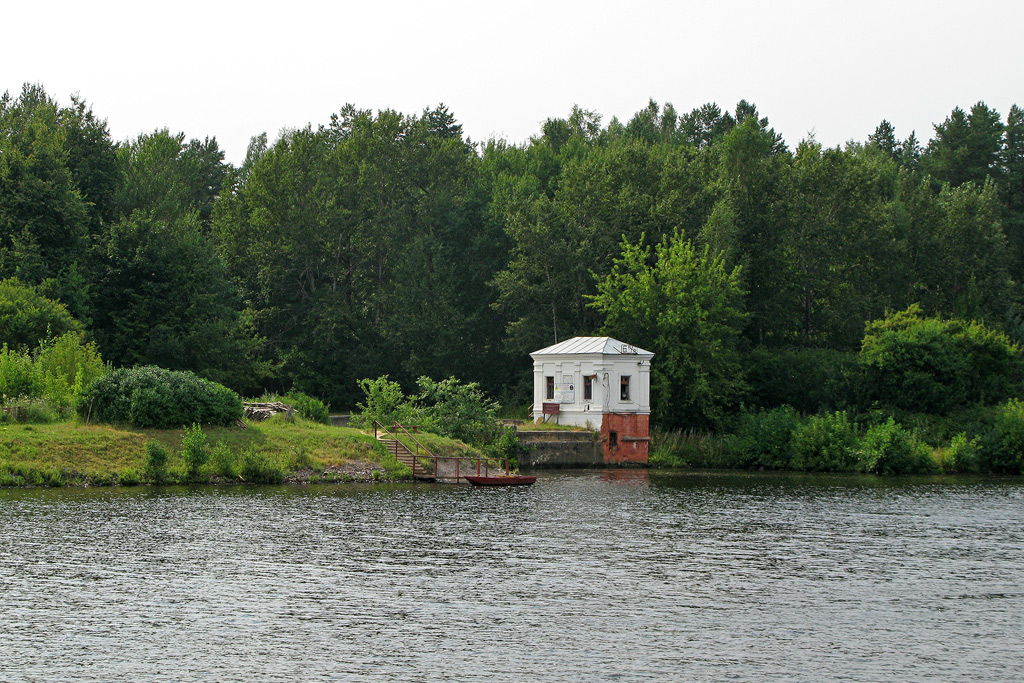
[3,83,1024,441]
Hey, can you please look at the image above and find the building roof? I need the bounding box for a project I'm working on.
[530,336,653,357]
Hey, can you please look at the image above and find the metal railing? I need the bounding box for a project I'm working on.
[373,420,509,482]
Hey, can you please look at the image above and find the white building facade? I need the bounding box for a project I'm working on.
[530,336,654,464]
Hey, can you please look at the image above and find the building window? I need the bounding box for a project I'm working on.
[609,430,618,448]
[583,375,594,401]
[546,376,554,400]
[620,375,631,401]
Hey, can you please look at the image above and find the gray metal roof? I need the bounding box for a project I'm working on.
[530,336,653,357]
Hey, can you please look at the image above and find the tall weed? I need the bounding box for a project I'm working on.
[650,428,727,468]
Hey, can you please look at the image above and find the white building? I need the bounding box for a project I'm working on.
[530,336,654,464]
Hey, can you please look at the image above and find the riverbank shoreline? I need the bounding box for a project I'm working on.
[0,417,423,488]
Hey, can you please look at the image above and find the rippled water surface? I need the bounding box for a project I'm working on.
[2,471,1024,681]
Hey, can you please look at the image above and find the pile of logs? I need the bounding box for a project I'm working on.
[243,401,294,422]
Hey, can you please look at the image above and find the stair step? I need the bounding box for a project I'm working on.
[375,426,436,477]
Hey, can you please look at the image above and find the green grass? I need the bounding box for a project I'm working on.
[515,421,594,432]
[389,429,481,458]
[0,413,418,487]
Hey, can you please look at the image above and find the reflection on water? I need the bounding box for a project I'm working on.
[2,472,1023,682]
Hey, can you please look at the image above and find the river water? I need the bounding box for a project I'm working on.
[2,471,1023,682]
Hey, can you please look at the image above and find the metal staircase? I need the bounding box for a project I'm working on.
[372,421,511,483]
[374,421,436,480]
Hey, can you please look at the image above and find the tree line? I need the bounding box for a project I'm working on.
[3,83,1023,428]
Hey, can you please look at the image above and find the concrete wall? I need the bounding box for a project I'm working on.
[517,417,649,468]
[517,430,604,468]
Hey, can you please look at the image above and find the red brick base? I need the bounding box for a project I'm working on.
[601,413,649,465]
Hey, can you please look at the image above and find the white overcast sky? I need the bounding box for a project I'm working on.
[3,0,1022,164]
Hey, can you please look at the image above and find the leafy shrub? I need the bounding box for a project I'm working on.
[483,425,528,468]
[289,391,330,424]
[355,375,503,449]
[729,406,803,470]
[77,366,242,428]
[790,411,860,472]
[944,432,980,474]
[145,440,170,483]
[858,417,935,475]
[413,376,500,446]
[860,305,1022,414]
[35,332,107,413]
[0,344,42,402]
[354,375,408,428]
[181,423,209,481]
[240,446,286,484]
[892,407,994,447]
[211,441,237,479]
[978,399,1024,474]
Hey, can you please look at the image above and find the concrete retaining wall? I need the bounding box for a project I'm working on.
[517,430,604,468]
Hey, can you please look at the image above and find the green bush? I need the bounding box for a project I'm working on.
[858,417,935,475]
[413,376,500,446]
[355,375,503,449]
[289,391,330,424]
[790,411,860,472]
[119,468,142,486]
[483,425,528,468]
[730,406,803,470]
[240,446,286,484]
[0,343,42,402]
[35,332,107,413]
[211,441,237,479]
[353,375,408,428]
[181,423,209,481]
[978,399,1024,474]
[77,366,242,428]
[945,432,981,474]
[860,305,1022,414]
[145,440,170,483]
[892,407,994,447]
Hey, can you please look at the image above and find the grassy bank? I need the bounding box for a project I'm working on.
[0,415,450,487]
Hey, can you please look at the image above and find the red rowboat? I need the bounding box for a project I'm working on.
[464,475,536,487]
